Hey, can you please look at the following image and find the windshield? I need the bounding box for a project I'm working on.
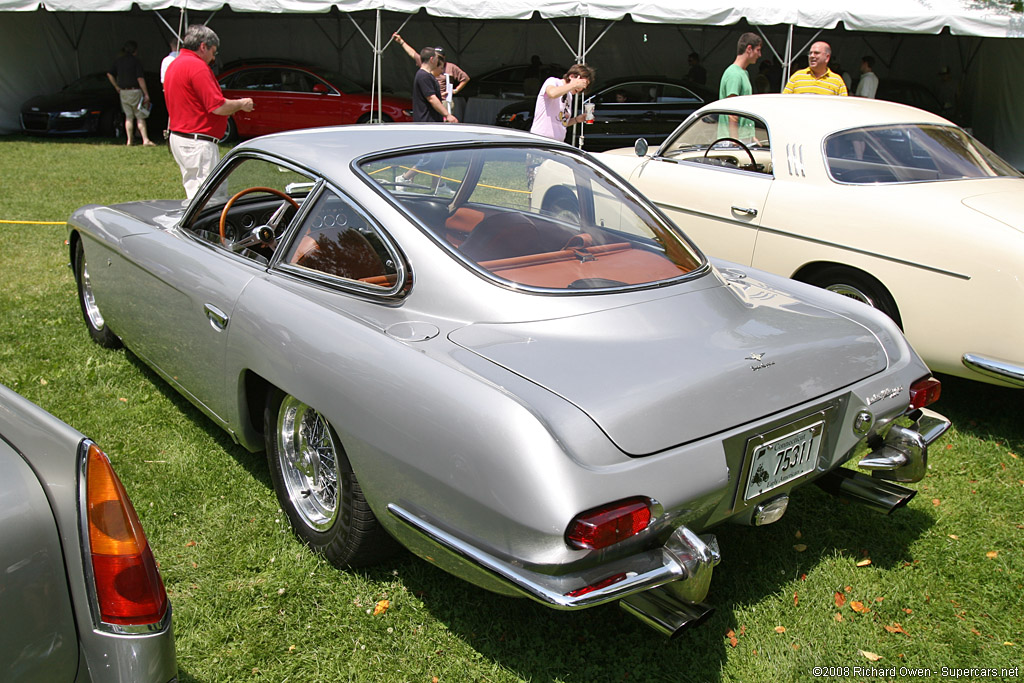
[825,124,1021,184]
[361,146,702,292]
[65,73,110,93]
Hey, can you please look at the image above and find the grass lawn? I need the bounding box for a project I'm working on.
[1,135,1021,683]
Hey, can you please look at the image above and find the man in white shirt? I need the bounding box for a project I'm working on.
[159,38,180,140]
[856,56,879,99]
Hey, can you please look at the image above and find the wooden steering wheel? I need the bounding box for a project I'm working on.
[219,186,300,247]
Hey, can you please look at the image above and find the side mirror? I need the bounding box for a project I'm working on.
[312,83,329,95]
[634,138,649,157]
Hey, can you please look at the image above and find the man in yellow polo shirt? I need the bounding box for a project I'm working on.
[783,41,848,96]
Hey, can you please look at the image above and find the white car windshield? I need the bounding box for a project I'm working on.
[362,146,703,292]
[825,124,1021,184]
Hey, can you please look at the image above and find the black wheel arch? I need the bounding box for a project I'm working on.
[793,261,903,329]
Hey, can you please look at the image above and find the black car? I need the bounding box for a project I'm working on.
[461,61,566,100]
[495,76,714,151]
[20,71,167,139]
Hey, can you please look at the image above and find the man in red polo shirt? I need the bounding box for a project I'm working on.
[164,24,254,199]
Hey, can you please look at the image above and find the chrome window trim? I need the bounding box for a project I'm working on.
[270,180,410,300]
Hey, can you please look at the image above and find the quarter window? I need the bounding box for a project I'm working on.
[282,190,398,289]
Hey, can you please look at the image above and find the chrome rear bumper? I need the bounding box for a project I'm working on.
[387,406,949,637]
[387,504,720,611]
[857,407,950,482]
[962,353,1024,387]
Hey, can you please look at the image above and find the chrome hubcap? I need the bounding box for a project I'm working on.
[277,395,340,531]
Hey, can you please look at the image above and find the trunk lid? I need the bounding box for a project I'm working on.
[450,278,886,455]
[961,185,1024,231]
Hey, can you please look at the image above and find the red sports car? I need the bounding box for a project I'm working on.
[218,63,413,140]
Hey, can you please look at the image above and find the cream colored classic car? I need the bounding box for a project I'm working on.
[577,94,1024,387]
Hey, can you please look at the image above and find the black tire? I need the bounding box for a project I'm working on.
[803,265,902,329]
[218,117,237,144]
[100,109,125,139]
[73,238,122,349]
[264,389,397,568]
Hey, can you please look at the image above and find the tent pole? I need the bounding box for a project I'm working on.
[583,19,615,56]
[571,17,585,148]
[374,9,381,124]
[546,18,579,61]
[757,26,785,78]
[782,25,793,88]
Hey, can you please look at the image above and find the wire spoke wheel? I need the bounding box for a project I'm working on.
[78,252,105,330]
[265,389,398,567]
[74,239,121,348]
[825,282,875,307]
[276,395,340,532]
[804,265,902,329]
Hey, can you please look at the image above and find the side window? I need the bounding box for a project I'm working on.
[183,156,314,264]
[233,69,279,91]
[282,190,398,289]
[659,84,700,103]
[280,69,313,93]
[662,113,772,174]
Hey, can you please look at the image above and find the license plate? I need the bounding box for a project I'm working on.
[744,421,824,501]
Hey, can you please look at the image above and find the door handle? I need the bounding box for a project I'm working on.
[731,206,758,217]
[204,303,228,330]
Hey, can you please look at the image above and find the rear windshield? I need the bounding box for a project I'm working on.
[361,146,703,292]
[825,124,1021,184]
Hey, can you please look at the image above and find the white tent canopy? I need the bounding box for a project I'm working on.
[2,0,1023,163]
[4,0,1019,36]
[4,0,1023,34]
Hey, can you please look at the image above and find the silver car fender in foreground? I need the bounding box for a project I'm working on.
[0,384,176,681]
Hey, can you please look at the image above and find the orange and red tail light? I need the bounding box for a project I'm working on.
[85,442,168,626]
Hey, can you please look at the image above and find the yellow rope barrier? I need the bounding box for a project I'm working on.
[0,219,67,225]
[375,164,531,195]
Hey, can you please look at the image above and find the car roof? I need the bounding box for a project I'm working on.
[220,62,324,76]
[597,76,714,100]
[702,94,953,136]
[235,123,559,175]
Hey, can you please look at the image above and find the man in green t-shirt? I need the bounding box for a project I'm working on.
[718,32,762,140]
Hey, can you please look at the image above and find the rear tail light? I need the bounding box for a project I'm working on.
[909,377,942,411]
[84,442,168,627]
[566,497,653,550]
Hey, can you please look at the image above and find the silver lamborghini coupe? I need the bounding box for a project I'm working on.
[67,123,949,637]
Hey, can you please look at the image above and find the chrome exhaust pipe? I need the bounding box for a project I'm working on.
[620,526,720,637]
[620,586,714,638]
[815,468,917,514]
